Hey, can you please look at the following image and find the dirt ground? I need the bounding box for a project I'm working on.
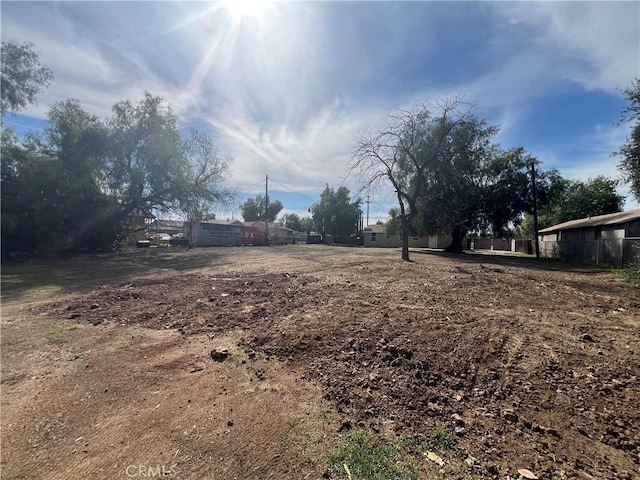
[1,245,639,480]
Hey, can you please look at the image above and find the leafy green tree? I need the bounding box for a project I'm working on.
[521,175,624,236]
[1,41,53,116]
[310,185,361,236]
[384,208,402,236]
[240,195,283,222]
[281,214,315,233]
[105,93,187,223]
[616,78,640,201]
[299,216,315,234]
[2,92,233,256]
[282,213,302,231]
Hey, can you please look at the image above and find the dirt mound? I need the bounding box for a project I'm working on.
[35,248,639,479]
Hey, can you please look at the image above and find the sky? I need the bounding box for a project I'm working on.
[2,0,639,223]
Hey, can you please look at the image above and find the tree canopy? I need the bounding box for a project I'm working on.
[281,213,314,233]
[520,175,625,236]
[1,41,53,116]
[2,92,233,255]
[240,195,283,222]
[616,78,640,201]
[353,99,536,260]
[310,185,361,237]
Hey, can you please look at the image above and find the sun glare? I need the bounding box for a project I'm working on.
[222,0,272,19]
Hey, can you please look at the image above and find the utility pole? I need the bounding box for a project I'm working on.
[366,195,371,227]
[530,162,540,260]
[265,174,269,246]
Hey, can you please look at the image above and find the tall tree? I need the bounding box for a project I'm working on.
[353,100,476,260]
[104,93,187,223]
[616,78,640,201]
[1,41,53,116]
[310,185,361,237]
[240,195,283,222]
[353,99,535,258]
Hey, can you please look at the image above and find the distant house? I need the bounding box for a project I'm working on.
[538,209,640,267]
[246,221,294,244]
[362,224,452,249]
[149,219,185,237]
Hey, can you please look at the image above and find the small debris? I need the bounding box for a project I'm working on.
[451,413,465,425]
[210,349,229,362]
[454,426,465,436]
[581,333,595,343]
[503,409,519,423]
[226,420,234,427]
[517,468,539,479]
[425,451,445,466]
[339,421,352,432]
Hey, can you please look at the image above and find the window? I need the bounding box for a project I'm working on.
[371,233,377,241]
[412,236,419,241]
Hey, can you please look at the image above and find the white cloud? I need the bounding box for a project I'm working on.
[2,0,637,214]
[489,2,639,93]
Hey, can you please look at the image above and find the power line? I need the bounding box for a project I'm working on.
[233,179,267,191]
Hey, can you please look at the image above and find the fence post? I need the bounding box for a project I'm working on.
[596,239,599,266]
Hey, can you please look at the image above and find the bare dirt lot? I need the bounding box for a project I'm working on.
[2,245,639,480]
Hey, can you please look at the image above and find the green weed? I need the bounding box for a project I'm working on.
[48,326,68,344]
[432,425,452,448]
[327,429,421,480]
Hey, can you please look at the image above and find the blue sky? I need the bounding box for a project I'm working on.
[2,1,639,223]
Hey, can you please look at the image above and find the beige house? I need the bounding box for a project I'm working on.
[362,224,452,249]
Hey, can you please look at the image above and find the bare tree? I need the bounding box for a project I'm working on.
[352,98,474,261]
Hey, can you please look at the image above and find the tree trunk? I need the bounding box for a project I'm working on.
[400,218,411,261]
[445,225,466,253]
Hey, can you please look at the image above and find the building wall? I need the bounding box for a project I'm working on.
[626,219,640,237]
[539,219,640,267]
[601,228,625,240]
[363,232,401,247]
[240,226,265,245]
[363,233,450,248]
[194,223,241,246]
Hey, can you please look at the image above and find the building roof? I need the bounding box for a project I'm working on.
[539,209,640,234]
[201,219,244,227]
[247,221,293,232]
[203,219,244,226]
[363,224,386,233]
[152,219,184,229]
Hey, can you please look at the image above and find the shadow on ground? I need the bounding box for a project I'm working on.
[1,248,228,301]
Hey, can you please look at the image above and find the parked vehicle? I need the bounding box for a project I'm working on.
[170,234,189,246]
[148,233,171,246]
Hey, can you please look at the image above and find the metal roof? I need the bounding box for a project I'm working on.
[538,209,640,233]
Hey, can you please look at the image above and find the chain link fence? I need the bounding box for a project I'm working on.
[539,238,640,269]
